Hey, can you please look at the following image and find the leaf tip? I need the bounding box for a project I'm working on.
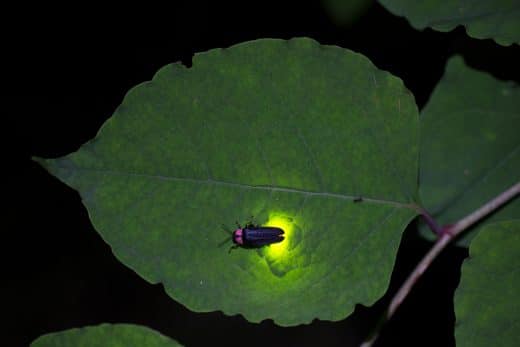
[32,156,50,170]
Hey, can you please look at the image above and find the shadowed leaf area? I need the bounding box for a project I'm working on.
[455,220,520,346]
[321,0,375,26]
[31,324,182,347]
[419,56,519,246]
[378,0,520,45]
[36,38,420,325]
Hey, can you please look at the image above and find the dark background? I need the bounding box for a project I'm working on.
[6,2,519,346]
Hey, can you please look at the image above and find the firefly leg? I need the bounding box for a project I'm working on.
[228,244,239,253]
[235,221,242,229]
[245,215,256,228]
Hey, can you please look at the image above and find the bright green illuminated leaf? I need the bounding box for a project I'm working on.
[455,220,520,347]
[36,38,420,325]
[419,56,520,246]
[378,0,520,46]
[30,324,182,347]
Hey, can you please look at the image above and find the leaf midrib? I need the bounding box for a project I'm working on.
[62,165,417,210]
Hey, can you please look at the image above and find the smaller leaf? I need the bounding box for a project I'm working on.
[418,56,520,246]
[455,219,520,347]
[30,324,183,347]
[378,0,520,46]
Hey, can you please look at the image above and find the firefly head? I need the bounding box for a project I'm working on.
[233,229,244,245]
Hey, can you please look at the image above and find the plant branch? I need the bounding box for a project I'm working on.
[444,181,520,236]
[360,181,519,347]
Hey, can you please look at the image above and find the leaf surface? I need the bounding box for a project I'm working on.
[419,56,520,246]
[37,38,419,325]
[31,324,182,347]
[378,0,520,45]
[455,219,520,346]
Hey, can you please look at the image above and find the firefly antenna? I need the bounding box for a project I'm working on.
[217,224,233,248]
[217,236,231,248]
[221,224,233,234]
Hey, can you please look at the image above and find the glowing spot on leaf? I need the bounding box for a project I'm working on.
[264,214,294,259]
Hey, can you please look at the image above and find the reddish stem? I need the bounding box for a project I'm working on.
[361,181,520,347]
[420,209,442,235]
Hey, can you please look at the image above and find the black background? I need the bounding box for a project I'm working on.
[6,2,519,346]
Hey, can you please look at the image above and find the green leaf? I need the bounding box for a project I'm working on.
[36,38,420,325]
[419,56,520,246]
[30,323,182,347]
[378,0,520,46]
[455,219,520,347]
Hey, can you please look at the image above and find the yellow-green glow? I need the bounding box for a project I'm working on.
[264,214,294,259]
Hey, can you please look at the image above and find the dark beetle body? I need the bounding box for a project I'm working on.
[233,223,284,249]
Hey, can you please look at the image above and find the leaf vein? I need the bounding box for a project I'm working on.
[293,118,326,191]
[67,166,415,209]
